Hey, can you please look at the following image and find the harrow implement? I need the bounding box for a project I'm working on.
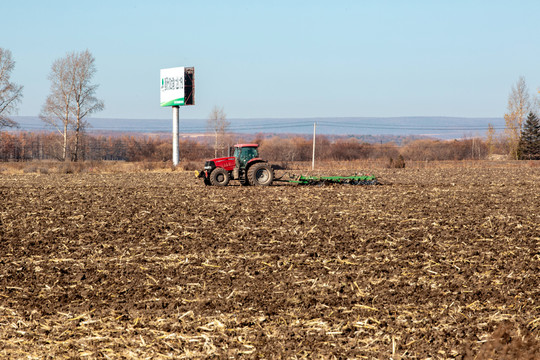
[277,173,379,186]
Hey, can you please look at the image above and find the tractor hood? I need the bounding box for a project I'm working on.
[206,156,235,164]
[204,156,236,172]
[206,156,234,163]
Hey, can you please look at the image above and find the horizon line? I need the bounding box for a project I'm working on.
[12,115,506,121]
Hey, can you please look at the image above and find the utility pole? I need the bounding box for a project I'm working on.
[312,122,316,170]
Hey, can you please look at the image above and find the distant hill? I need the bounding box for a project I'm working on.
[8,116,505,141]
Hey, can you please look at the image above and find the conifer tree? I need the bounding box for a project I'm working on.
[518,112,540,159]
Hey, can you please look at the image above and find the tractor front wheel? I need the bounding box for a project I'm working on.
[247,163,274,186]
[210,168,230,186]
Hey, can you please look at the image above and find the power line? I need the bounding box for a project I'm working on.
[315,121,506,131]
[8,119,506,133]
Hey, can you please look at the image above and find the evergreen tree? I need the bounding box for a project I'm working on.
[518,112,540,159]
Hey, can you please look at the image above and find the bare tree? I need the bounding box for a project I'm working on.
[207,106,230,157]
[486,123,496,156]
[40,50,103,161]
[0,48,23,130]
[40,53,77,160]
[504,76,531,159]
[71,50,104,161]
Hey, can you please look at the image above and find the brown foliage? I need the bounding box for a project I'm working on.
[1,131,499,164]
[260,136,312,162]
[401,138,487,161]
[0,132,216,162]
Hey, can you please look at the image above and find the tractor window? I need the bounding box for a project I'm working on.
[243,147,258,159]
[237,147,258,167]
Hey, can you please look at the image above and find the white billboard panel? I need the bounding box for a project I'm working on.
[160,67,185,106]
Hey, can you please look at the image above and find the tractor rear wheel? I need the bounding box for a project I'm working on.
[210,168,230,186]
[247,163,274,186]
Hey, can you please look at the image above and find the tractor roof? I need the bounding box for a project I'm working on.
[234,144,259,148]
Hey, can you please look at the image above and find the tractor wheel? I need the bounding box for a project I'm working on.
[247,163,274,186]
[210,168,230,186]
[203,177,212,186]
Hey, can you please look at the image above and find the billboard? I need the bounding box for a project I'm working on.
[160,67,194,106]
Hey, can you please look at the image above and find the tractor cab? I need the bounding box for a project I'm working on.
[233,144,259,168]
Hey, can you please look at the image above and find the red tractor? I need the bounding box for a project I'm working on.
[196,144,274,186]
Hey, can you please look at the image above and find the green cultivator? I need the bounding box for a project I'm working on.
[278,173,379,186]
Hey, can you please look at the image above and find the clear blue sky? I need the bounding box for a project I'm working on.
[2,0,539,120]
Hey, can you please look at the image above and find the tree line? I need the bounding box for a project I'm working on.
[0,131,503,163]
[0,132,212,162]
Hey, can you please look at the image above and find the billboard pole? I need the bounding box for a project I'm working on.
[161,66,194,167]
[172,106,179,166]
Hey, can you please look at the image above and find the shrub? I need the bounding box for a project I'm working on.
[387,155,406,168]
[182,162,198,171]
[23,166,38,173]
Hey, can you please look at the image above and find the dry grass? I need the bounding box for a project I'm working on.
[1,159,538,175]
[0,161,175,175]
[291,159,540,171]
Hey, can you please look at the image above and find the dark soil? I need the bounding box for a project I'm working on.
[0,167,538,358]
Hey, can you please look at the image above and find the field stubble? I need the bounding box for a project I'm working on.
[0,166,538,359]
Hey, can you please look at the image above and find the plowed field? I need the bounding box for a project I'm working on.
[1,167,538,359]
